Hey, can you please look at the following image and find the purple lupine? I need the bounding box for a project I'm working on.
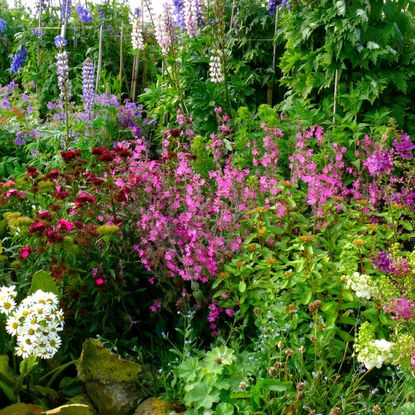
[155,3,176,55]
[60,0,72,24]
[56,51,71,100]
[10,47,28,74]
[0,18,7,33]
[268,0,289,14]
[76,5,93,23]
[172,0,185,30]
[393,134,415,160]
[32,28,45,37]
[54,36,68,48]
[184,0,198,37]
[82,58,95,118]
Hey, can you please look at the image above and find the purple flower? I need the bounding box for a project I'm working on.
[155,3,176,55]
[32,28,45,37]
[0,18,7,33]
[82,58,95,118]
[7,81,16,94]
[384,298,414,320]
[184,0,198,37]
[372,251,391,273]
[54,36,67,48]
[134,7,140,17]
[56,51,71,100]
[76,5,93,23]
[14,132,26,146]
[1,99,11,109]
[172,0,185,30]
[60,0,72,24]
[393,134,415,160]
[10,47,28,74]
[364,148,393,176]
[267,0,289,13]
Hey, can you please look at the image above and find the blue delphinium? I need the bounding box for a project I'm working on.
[0,18,7,33]
[76,5,93,23]
[268,0,289,14]
[11,47,28,74]
[82,58,95,118]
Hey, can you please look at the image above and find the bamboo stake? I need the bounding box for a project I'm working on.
[96,25,103,91]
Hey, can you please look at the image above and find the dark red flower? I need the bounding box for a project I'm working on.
[20,246,31,259]
[54,185,69,200]
[37,210,53,221]
[29,222,47,233]
[114,145,132,158]
[26,166,40,178]
[75,191,96,208]
[91,147,107,155]
[45,169,60,179]
[99,151,116,162]
[60,150,82,162]
[45,228,64,244]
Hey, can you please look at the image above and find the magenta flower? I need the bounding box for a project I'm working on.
[57,218,74,231]
[384,298,414,320]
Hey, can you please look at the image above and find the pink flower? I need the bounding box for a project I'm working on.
[149,299,161,313]
[57,218,74,231]
[20,246,31,259]
[95,278,105,286]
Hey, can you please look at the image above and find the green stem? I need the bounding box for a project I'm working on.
[39,359,78,387]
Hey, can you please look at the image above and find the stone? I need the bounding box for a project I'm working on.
[0,403,43,415]
[41,404,94,415]
[134,397,182,415]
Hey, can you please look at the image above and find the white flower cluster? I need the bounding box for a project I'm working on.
[131,16,144,51]
[356,339,394,370]
[0,287,64,360]
[343,272,379,299]
[209,49,224,83]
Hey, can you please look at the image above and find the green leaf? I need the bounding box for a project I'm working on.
[186,382,220,409]
[238,280,247,293]
[215,402,234,415]
[29,271,59,296]
[256,379,293,392]
[177,357,199,383]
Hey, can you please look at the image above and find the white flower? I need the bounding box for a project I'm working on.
[6,315,20,336]
[344,272,379,300]
[357,339,393,370]
[131,16,144,51]
[209,49,224,83]
[0,297,16,315]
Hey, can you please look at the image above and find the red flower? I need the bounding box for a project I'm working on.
[37,210,53,221]
[26,166,40,178]
[54,185,69,200]
[99,151,116,162]
[91,147,107,155]
[114,145,132,158]
[20,246,31,259]
[5,189,26,199]
[29,222,47,233]
[60,150,82,162]
[75,191,96,208]
[57,218,74,231]
[45,228,64,244]
[45,169,60,179]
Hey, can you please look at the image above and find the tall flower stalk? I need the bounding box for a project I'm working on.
[82,58,95,119]
[155,3,176,55]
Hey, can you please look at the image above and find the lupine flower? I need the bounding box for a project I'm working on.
[32,28,45,37]
[82,58,95,118]
[131,14,144,51]
[0,18,6,33]
[76,5,93,22]
[54,36,67,48]
[184,0,198,37]
[14,133,26,146]
[154,3,176,55]
[10,47,28,74]
[209,49,224,83]
[56,51,71,100]
[60,0,72,24]
[172,0,185,30]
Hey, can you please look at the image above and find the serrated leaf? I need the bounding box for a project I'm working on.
[29,271,59,296]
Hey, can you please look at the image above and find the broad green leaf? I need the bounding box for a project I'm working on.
[29,271,59,296]
[238,280,247,293]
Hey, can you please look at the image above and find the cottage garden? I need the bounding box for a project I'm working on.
[0,0,415,414]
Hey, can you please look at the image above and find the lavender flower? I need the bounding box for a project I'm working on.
[10,48,28,74]
[82,58,95,118]
[184,0,198,37]
[155,3,176,55]
[393,134,415,160]
[60,0,72,24]
[209,49,224,83]
[54,36,68,48]
[76,5,93,23]
[268,0,289,14]
[0,18,7,33]
[32,28,45,37]
[172,0,185,31]
[131,15,144,51]
[14,132,26,146]
[56,51,71,101]
[134,7,140,17]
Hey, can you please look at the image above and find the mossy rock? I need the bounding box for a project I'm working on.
[85,381,139,415]
[41,404,93,415]
[77,339,141,384]
[134,398,182,415]
[0,403,43,415]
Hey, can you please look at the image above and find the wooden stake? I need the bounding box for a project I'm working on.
[96,25,103,91]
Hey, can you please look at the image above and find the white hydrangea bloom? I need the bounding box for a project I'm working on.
[344,272,379,299]
[357,339,393,370]
[1,288,64,360]
[209,49,224,83]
